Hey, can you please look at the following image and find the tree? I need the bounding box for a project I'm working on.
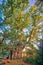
[0,0,43,61]
[0,0,43,48]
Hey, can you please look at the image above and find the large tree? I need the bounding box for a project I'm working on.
[0,0,43,48]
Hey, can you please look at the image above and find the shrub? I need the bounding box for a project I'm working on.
[23,56,37,65]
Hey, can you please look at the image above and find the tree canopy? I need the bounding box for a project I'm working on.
[0,0,43,47]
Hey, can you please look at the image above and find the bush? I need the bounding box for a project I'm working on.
[36,49,43,65]
[23,56,37,65]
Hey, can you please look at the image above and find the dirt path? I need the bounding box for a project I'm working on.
[2,59,31,65]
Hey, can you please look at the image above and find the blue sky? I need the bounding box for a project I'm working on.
[29,0,36,6]
[0,0,2,4]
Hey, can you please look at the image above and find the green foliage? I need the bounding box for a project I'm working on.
[36,45,43,65]
[0,0,43,65]
[23,56,37,65]
[36,48,43,65]
[23,48,43,65]
[0,0,43,44]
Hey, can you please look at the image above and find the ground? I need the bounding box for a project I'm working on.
[1,58,32,65]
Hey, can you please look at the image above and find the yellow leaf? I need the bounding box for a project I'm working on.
[39,16,43,20]
[31,6,37,11]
